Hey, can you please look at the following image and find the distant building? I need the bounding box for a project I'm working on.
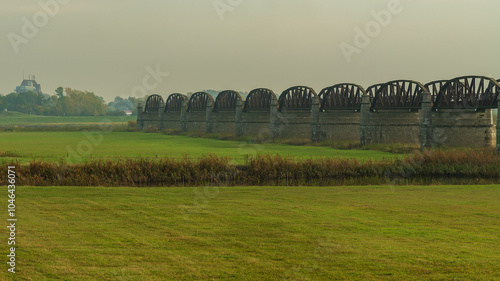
[124,110,133,116]
[15,75,42,94]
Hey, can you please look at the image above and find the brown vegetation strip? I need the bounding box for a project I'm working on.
[2,150,499,187]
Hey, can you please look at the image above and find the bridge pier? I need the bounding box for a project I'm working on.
[420,92,433,149]
[205,99,214,134]
[269,97,279,140]
[359,94,370,145]
[180,98,187,132]
[158,107,164,130]
[235,99,243,138]
[136,103,144,130]
[310,95,321,142]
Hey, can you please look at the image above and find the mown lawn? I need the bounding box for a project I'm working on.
[5,185,500,280]
[0,131,398,164]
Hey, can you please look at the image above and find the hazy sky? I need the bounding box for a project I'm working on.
[1,0,499,101]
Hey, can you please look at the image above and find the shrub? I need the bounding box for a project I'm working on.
[275,138,311,146]
[0,151,23,157]
[128,121,137,128]
[144,125,159,133]
[163,129,182,135]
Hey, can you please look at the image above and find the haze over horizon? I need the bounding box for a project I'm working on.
[1,0,499,101]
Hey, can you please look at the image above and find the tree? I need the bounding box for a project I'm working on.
[0,91,46,114]
[1,87,149,116]
[61,88,106,116]
[55,87,64,98]
[0,95,5,111]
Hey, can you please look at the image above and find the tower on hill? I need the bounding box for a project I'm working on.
[15,75,42,94]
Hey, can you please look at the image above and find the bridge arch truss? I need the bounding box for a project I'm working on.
[368,80,429,111]
[144,94,164,113]
[432,76,500,110]
[214,90,242,112]
[319,83,365,111]
[164,93,187,112]
[187,92,214,112]
[243,88,277,112]
[278,86,317,111]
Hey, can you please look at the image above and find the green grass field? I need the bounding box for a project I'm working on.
[2,111,498,280]
[0,131,399,164]
[0,111,135,126]
[5,185,499,280]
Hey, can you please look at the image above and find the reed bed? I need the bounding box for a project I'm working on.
[2,149,499,187]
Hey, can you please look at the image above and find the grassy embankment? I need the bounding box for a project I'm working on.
[0,110,135,126]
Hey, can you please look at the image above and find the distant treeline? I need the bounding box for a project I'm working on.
[0,87,146,116]
[0,88,249,117]
[3,149,499,187]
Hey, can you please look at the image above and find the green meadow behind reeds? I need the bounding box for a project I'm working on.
[0,111,135,126]
[0,131,399,165]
